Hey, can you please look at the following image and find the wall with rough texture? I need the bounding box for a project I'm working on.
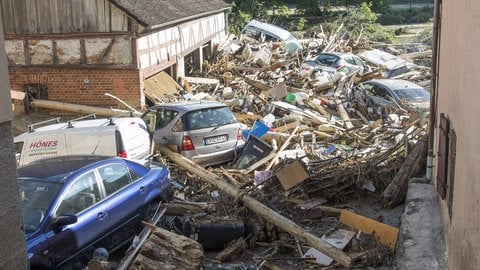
[8,68,143,110]
[0,18,28,269]
[435,0,480,269]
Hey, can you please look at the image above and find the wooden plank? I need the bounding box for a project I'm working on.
[11,90,25,100]
[82,0,98,31]
[58,0,72,32]
[96,0,107,32]
[182,76,219,85]
[1,0,15,34]
[273,121,300,133]
[25,0,37,34]
[36,0,50,33]
[71,0,84,31]
[339,210,399,251]
[49,0,60,33]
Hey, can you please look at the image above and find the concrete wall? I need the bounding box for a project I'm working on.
[0,16,28,270]
[434,0,480,269]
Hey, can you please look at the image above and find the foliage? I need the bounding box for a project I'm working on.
[226,0,291,35]
[296,0,322,17]
[378,6,433,25]
[304,3,395,43]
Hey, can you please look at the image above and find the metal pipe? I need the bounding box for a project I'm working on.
[427,0,442,181]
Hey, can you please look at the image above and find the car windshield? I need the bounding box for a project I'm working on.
[184,107,237,131]
[393,88,430,102]
[20,179,62,233]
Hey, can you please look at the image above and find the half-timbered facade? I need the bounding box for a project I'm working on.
[1,0,230,110]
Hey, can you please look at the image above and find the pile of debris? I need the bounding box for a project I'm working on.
[96,30,432,269]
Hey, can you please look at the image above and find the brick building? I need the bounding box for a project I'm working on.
[2,0,231,112]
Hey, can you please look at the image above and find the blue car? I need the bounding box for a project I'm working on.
[19,155,171,270]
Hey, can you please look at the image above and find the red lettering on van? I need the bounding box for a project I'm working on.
[29,140,59,149]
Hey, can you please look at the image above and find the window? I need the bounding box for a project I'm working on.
[98,164,139,196]
[184,107,237,131]
[23,83,48,114]
[436,113,449,199]
[56,172,100,215]
[156,109,178,129]
[371,86,389,99]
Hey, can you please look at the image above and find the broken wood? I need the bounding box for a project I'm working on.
[215,238,247,262]
[382,134,429,207]
[159,146,354,267]
[129,222,204,270]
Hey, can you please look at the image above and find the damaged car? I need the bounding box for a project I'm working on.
[142,101,245,167]
[20,155,171,270]
[353,78,430,121]
[302,52,368,76]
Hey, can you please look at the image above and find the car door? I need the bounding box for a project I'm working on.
[143,107,181,148]
[95,163,150,250]
[46,171,108,269]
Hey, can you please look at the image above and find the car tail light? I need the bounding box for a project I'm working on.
[117,150,127,158]
[181,136,195,151]
[237,129,243,140]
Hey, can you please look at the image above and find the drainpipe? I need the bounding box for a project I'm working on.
[427,0,441,181]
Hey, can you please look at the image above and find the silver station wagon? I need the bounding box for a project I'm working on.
[142,101,245,167]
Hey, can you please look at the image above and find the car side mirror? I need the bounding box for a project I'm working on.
[53,214,77,227]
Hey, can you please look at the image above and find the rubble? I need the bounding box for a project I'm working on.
[15,25,432,269]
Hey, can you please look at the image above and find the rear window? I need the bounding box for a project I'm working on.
[184,107,237,131]
[393,88,430,102]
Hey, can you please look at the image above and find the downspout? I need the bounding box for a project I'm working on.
[427,0,441,180]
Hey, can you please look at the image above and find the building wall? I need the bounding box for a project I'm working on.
[434,0,480,269]
[8,68,142,110]
[0,15,28,269]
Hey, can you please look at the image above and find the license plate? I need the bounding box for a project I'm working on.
[204,135,228,145]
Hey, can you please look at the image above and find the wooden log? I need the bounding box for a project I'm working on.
[215,238,247,262]
[334,98,355,130]
[31,99,140,117]
[130,225,204,270]
[159,146,354,267]
[382,135,428,207]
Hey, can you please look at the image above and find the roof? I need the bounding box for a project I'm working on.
[17,155,112,179]
[108,0,231,27]
[242,20,294,41]
[152,100,227,113]
[369,79,424,91]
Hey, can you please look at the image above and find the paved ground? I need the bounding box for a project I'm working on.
[394,177,448,270]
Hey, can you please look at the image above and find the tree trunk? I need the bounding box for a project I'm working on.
[31,99,140,117]
[382,135,428,207]
[159,147,354,267]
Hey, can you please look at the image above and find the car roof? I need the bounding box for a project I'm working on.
[243,19,295,41]
[366,79,425,91]
[149,100,227,113]
[318,52,353,58]
[17,155,112,180]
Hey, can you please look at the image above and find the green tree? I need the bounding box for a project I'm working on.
[296,0,321,16]
[370,0,392,14]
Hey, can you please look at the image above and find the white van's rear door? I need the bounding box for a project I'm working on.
[20,135,68,165]
[66,130,116,157]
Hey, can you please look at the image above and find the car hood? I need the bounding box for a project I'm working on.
[406,101,430,113]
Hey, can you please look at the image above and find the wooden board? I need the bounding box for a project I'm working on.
[339,210,399,251]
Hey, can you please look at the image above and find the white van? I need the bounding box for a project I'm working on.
[14,115,152,166]
[240,19,297,43]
